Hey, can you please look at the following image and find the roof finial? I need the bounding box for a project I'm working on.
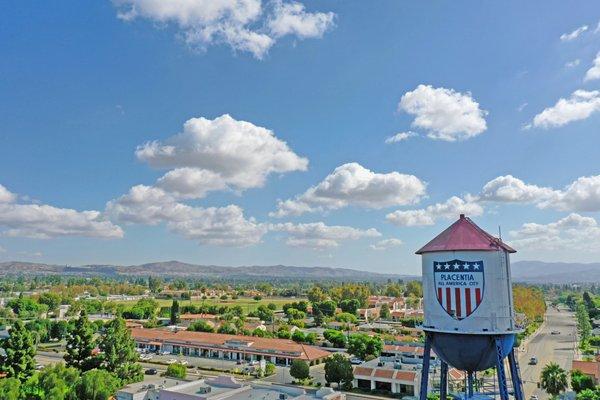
[459,214,465,219]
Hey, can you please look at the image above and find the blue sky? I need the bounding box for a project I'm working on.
[2,1,600,274]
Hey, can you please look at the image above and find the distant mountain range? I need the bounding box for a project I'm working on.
[0,261,414,282]
[0,259,596,284]
[510,260,600,284]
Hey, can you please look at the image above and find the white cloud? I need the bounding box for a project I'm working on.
[370,238,403,251]
[0,184,17,203]
[268,0,334,39]
[565,59,581,69]
[156,168,227,199]
[560,25,588,42]
[386,196,483,227]
[540,175,600,212]
[270,162,426,217]
[106,185,266,246]
[398,85,488,141]
[479,175,557,203]
[517,103,528,112]
[0,245,5,253]
[531,90,600,129]
[112,0,335,59]
[477,174,600,213]
[136,114,308,194]
[584,53,600,82]
[0,185,123,240]
[270,221,380,250]
[384,131,418,144]
[509,213,600,251]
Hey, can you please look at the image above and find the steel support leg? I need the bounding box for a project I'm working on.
[467,372,474,398]
[495,337,509,400]
[419,334,432,400]
[440,361,448,400]
[508,348,524,400]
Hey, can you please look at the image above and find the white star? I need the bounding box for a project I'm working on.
[436,264,442,270]
[453,263,460,270]
[444,263,450,270]
[463,263,470,270]
[473,263,480,270]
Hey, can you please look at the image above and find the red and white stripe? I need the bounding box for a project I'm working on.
[437,287,482,319]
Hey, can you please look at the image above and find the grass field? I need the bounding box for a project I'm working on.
[114,296,305,313]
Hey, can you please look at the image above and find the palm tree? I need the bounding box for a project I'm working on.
[540,362,568,398]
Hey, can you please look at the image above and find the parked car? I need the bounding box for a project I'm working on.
[530,395,538,400]
[166,359,177,364]
[551,330,560,335]
[145,368,158,375]
[161,351,170,355]
[350,358,363,365]
[529,357,538,365]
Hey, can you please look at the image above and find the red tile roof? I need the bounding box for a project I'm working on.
[416,215,516,254]
[130,328,330,361]
[573,360,600,379]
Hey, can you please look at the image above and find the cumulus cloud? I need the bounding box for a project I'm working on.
[270,162,426,217]
[477,174,600,213]
[386,196,483,227]
[270,221,380,250]
[584,53,600,82]
[136,114,307,195]
[531,90,600,129]
[566,59,581,68]
[509,213,600,251]
[0,184,17,203]
[268,0,334,39]
[106,185,266,246]
[398,85,488,141]
[560,25,588,42]
[384,131,418,144]
[370,238,403,251]
[479,175,557,203]
[112,0,335,59]
[0,185,123,240]
[540,175,600,212]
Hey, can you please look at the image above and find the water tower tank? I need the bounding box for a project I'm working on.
[416,214,520,372]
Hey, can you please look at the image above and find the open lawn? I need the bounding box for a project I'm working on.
[113,296,305,313]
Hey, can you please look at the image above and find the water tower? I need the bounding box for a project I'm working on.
[416,214,524,400]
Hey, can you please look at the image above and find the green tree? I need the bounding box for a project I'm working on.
[75,369,120,400]
[577,302,593,346]
[339,299,361,315]
[0,377,21,400]
[170,299,180,325]
[98,317,143,384]
[572,369,595,393]
[576,389,599,400]
[0,320,37,381]
[188,320,215,333]
[324,353,353,390]
[540,362,568,398]
[313,300,337,317]
[336,312,358,324]
[308,286,328,303]
[33,363,80,400]
[265,363,276,376]
[292,330,306,343]
[166,363,187,379]
[289,360,310,381]
[324,329,347,348]
[218,323,238,334]
[64,311,99,372]
[38,292,62,313]
[348,333,383,360]
[380,303,391,320]
[405,281,423,298]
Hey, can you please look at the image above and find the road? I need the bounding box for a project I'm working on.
[518,307,577,400]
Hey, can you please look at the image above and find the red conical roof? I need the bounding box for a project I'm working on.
[415,214,516,254]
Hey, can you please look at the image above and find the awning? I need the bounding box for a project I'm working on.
[148,341,162,346]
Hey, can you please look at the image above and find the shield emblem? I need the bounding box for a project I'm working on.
[433,259,484,320]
